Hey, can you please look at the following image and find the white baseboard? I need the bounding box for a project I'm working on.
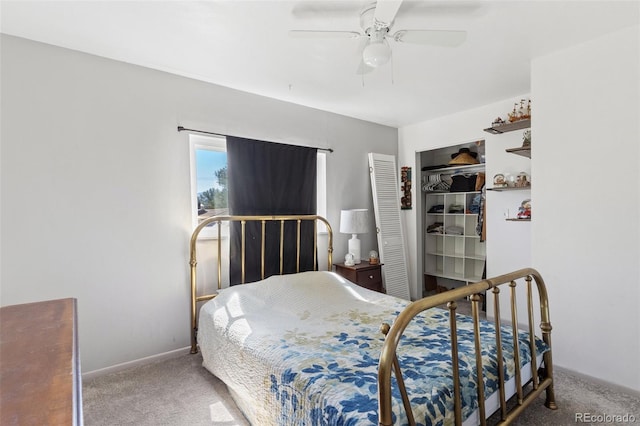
[555,365,640,397]
[82,346,191,380]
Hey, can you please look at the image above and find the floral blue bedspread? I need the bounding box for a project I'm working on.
[198,271,548,426]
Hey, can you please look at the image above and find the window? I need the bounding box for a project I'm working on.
[190,134,228,239]
[189,134,327,238]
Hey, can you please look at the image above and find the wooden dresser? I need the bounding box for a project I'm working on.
[1,298,82,425]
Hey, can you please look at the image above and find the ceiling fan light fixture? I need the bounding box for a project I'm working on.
[362,41,391,67]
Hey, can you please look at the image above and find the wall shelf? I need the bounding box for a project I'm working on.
[505,146,531,158]
[483,118,531,134]
[506,218,531,222]
[487,186,531,192]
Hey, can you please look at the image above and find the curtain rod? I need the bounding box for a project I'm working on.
[177,126,334,153]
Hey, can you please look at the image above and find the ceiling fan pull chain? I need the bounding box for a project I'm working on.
[391,54,395,85]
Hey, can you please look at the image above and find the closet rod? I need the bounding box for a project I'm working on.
[177,126,334,153]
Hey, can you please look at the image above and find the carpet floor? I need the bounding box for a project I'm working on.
[83,352,640,425]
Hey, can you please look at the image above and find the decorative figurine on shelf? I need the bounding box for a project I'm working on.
[345,253,355,267]
[517,199,532,219]
[493,173,507,188]
[508,103,519,122]
[369,250,379,265]
[504,173,516,187]
[492,117,505,127]
[517,99,528,119]
[516,171,531,188]
[506,98,531,122]
[522,129,531,147]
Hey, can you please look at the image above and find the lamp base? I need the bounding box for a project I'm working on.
[348,234,362,264]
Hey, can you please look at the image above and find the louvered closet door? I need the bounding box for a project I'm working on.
[368,153,411,300]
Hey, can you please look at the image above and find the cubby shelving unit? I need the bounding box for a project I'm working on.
[424,191,485,283]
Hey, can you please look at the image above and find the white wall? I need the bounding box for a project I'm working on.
[398,96,530,300]
[484,122,533,325]
[484,128,532,278]
[0,35,397,373]
[400,25,640,392]
[531,25,639,391]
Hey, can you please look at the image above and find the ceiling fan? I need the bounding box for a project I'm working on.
[289,0,467,74]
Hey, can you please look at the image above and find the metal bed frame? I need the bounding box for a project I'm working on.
[378,268,557,425]
[189,214,333,354]
[189,215,556,425]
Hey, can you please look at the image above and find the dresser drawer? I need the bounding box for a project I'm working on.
[356,268,382,289]
[334,262,385,293]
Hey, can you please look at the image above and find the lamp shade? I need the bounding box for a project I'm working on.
[340,209,370,234]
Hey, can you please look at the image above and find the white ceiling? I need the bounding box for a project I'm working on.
[1,1,638,127]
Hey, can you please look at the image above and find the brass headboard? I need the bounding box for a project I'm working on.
[188,214,334,353]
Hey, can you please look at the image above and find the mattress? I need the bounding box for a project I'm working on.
[198,271,548,425]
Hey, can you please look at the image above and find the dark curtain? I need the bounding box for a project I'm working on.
[227,137,317,285]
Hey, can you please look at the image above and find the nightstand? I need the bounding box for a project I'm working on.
[334,262,384,293]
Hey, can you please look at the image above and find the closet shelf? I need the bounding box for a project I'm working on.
[422,163,485,175]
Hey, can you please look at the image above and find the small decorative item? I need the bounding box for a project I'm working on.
[517,99,527,119]
[401,166,412,210]
[493,173,507,188]
[517,199,531,219]
[492,117,505,127]
[522,130,531,147]
[508,103,519,122]
[344,253,355,266]
[504,173,516,187]
[507,98,531,122]
[369,250,379,265]
[515,171,531,188]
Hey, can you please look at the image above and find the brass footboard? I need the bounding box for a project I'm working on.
[378,268,557,426]
[189,215,333,354]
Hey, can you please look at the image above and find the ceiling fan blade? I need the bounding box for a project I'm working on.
[291,1,362,19]
[374,0,403,26]
[393,30,467,47]
[289,30,361,39]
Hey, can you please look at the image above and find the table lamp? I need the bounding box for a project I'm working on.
[340,209,370,264]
